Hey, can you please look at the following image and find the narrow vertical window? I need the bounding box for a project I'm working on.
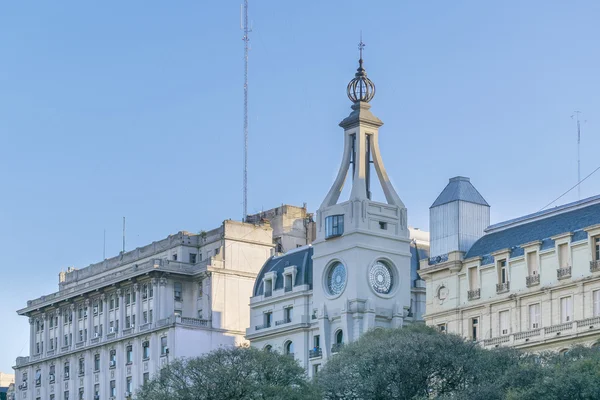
[558,243,569,268]
[594,290,600,317]
[471,317,479,341]
[469,267,478,290]
[561,296,573,322]
[499,310,509,335]
[529,304,541,329]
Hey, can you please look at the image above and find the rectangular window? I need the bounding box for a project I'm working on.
[172,253,178,261]
[379,221,388,230]
[94,354,100,371]
[64,362,70,379]
[126,315,131,328]
[109,296,115,310]
[143,311,148,324]
[78,358,85,376]
[126,376,132,393]
[437,323,447,333]
[529,303,541,329]
[126,345,133,364]
[285,307,293,323]
[471,317,479,341]
[469,267,478,290]
[284,274,292,292]
[499,310,509,335]
[174,282,182,301]
[527,252,538,275]
[149,310,153,323]
[594,290,600,317]
[143,372,150,385]
[149,284,154,298]
[561,296,573,322]
[264,312,272,328]
[313,364,320,376]
[110,350,116,367]
[161,336,168,355]
[126,290,131,305]
[110,380,116,397]
[499,260,507,284]
[94,384,99,396]
[189,253,197,264]
[558,243,569,268]
[49,365,55,382]
[313,335,320,349]
[64,391,69,400]
[143,341,150,360]
[78,388,83,400]
[325,215,344,239]
[595,237,600,261]
[264,279,273,297]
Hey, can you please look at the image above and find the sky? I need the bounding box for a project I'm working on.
[1,0,600,372]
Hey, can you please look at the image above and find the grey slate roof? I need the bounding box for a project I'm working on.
[430,176,489,208]
[253,246,313,296]
[465,200,600,261]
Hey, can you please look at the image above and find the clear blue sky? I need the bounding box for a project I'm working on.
[1,1,599,372]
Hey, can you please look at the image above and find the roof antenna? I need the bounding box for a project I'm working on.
[241,0,251,222]
[103,229,106,259]
[122,217,126,253]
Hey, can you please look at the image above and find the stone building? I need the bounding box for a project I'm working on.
[13,205,314,400]
[246,50,430,377]
[421,178,600,352]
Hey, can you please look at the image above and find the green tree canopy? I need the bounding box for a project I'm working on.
[136,346,318,400]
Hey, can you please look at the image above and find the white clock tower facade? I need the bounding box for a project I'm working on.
[311,46,412,358]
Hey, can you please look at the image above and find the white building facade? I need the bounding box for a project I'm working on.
[246,52,429,377]
[421,178,600,352]
[13,206,315,400]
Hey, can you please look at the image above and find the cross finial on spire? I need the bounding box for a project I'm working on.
[358,31,365,60]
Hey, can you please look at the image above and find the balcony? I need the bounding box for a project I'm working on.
[496,282,510,294]
[467,288,480,301]
[75,341,85,349]
[557,266,572,280]
[180,317,209,328]
[544,321,573,334]
[91,337,100,344]
[514,329,541,341]
[526,274,540,287]
[255,323,271,331]
[309,348,322,358]
[591,260,600,273]
[139,323,152,332]
[106,332,117,340]
[483,335,510,347]
[331,343,344,353]
[61,345,70,353]
[122,327,135,336]
[275,318,291,326]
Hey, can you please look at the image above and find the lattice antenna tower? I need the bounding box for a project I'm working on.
[241,0,251,221]
[572,111,583,200]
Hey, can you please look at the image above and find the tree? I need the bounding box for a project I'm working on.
[136,346,319,400]
[316,324,524,400]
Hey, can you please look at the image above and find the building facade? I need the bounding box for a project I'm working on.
[421,178,600,352]
[246,52,429,377]
[13,206,314,400]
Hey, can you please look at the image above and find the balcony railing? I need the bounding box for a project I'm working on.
[255,323,271,330]
[123,327,134,336]
[180,317,209,327]
[483,335,510,346]
[591,260,600,273]
[496,282,510,293]
[139,323,152,332]
[467,288,480,300]
[61,345,70,353]
[526,274,540,287]
[275,318,291,326]
[544,321,573,334]
[309,348,322,358]
[75,341,85,348]
[331,343,344,353]
[91,337,100,344]
[514,328,541,341]
[557,266,572,280]
[577,316,600,328]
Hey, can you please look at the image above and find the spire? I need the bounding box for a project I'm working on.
[347,35,376,103]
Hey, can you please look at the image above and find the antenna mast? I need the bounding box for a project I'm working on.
[241,0,251,221]
[573,111,582,200]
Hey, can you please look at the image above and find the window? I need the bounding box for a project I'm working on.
[174,282,182,301]
[336,330,344,344]
[264,345,272,352]
[471,317,479,341]
[142,284,148,299]
[499,310,510,335]
[64,362,70,379]
[92,301,99,316]
[126,345,133,364]
[50,395,55,400]
[78,388,83,400]
[437,323,447,333]
[529,304,541,329]
[49,365,55,382]
[149,310,153,323]
[109,350,116,368]
[143,372,150,385]
[595,237,600,261]
[558,243,569,268]
[379,221,387,230]
[126,377,132,395]
[110,380,116,397]
[284,341,294,355]
[594,290,600,317]
[499,260,507,284]
[284,274,292,292]
[469,267,479,290]
[325,215,344,239]
[264,279,273,297]
[284,307,293,323]
[313,364,320,376]
[161,336,168,355]
[94,384,99,397]
[64,391,69,400]
[189,253,197,264]
[35,369,41,386]
[109,296,115,310]
[126,315,131,328]
[78,357,85,376]
[214,247,220,255]
[527,252,538,275]
[561,296,573,323]
[149,284,154,298]
[78,330,84,343]
[313,335,320,349]
[94,354,100,371]
[126,290,131,305]
[264,312,272,328]
[143,341,150,359]
[143,311,148,324]
[172,253,178,261]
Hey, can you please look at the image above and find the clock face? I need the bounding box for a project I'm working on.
[327,262,347,296]
[369,261,393,294]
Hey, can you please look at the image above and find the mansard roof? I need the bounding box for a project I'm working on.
[465,195,600,260]
[253,246,313,297]
[431,176,489,208]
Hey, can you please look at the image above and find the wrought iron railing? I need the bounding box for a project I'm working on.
[275,318,291,326]
[591,260,600,273]
[255,323,271,330]
[467,288,480,300]
[526,274,540,287]
[496,282,510,293]
[331,343,344,353]
[309,348,322,358]
[557,266,572,279]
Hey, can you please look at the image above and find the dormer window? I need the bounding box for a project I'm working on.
[496,259,510,293]
[594,236,600,261]
[558,243,569,268]
[325,215,344,239]
[264,279,273,297]
[283,265,297,293]
[284,275,292,292]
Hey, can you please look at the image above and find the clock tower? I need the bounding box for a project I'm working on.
[312,42,412,358]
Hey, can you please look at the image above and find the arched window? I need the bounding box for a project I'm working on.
[284,341,294,355]
[559,348,569,356]
[336,330,343,344]
[264,345,272,352]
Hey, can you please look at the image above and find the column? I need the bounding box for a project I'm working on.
[42,313,49,357]
[101,294,109,337]
[152,278,159,324]
[70,304,77,348]
[29,317,35,357]
[85,299,93,343]
[117,289,125,335]
[191,280,198,318]
[158,278,168,320]
[134,283,141,330]
[57,309,63,353]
